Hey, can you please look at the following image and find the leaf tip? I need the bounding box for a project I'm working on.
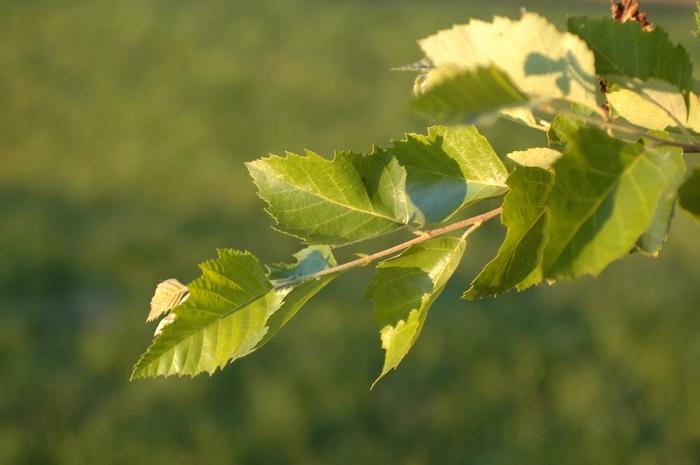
[369,372,387,391]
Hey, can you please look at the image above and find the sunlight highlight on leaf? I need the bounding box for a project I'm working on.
[417,12,598,110]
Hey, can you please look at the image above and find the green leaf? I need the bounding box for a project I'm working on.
[507,147,562,170]
[567,17,693,94]
[247,149,411,246]
[131,247,337,379]
[547,114,586,150]
[607,78,688,131]
[417,12,598,109]
[500,106,544,130]
[367,236,466,387]
[679,167,700,221]
[249,126,507,245]
[695,2,700,37]
[683,89,700,133]
[411,66,529,121]
[464,166,554,299]
[389,125,508,224]
[542,119,685,279]
[635,153,686,255]
[257,246,339,349]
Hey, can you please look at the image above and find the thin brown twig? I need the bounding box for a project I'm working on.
[272,207,503,289]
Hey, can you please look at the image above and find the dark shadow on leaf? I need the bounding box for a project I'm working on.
[268,247,331,280]
[389,134,468,225]
[524,51,596,96]
[524,53,571,94]
[549,125,624,272]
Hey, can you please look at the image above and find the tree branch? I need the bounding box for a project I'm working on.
[271,207,503,288]
[539,104,700,153]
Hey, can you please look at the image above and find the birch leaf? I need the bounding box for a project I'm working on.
[367,236,466,387]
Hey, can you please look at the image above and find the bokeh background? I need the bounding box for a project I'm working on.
[2,0,700,464]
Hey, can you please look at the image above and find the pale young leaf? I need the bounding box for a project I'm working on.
[419,12,598,109]
[147,278,189,322]
[507,147,562,170]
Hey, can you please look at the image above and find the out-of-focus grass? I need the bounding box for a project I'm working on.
[1,1,700,464]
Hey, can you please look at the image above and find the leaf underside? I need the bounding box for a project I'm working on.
[418,12,598,109]
[507,147,562,170]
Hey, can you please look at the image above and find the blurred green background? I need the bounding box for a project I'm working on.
[2,0,700,464]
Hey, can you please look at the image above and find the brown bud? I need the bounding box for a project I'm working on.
[610,0,653,31]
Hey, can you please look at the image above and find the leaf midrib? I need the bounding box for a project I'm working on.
[136,287,275,376]
[270,168,402,224]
